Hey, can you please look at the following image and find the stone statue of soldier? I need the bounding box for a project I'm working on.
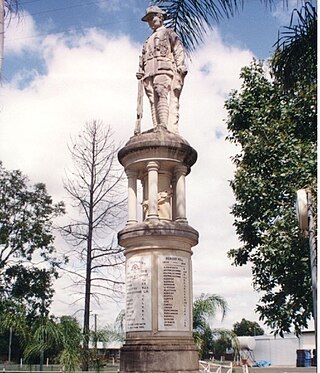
[136,6,188,134]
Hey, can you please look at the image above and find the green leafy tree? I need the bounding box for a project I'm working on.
[0,163,65,361]
[232,318,264,336]
[4,266,55,321]
[225,55,316,335]
[0,162,65,312]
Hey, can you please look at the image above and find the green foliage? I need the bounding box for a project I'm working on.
[24,317,62,361]
[0,163,65,361]
[0,162,65,318]
[211,329,235,358]
[225,57,316,336]
[57,316,82,372]
[0,300,28,339]
[0,309,82,368]
[4,266,55,320]
[59,349,81,372]
[272,2,317,90]
[232,318,264,336]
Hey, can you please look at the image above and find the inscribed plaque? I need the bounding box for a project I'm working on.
[158,255,190,331]
[126,255,152,331]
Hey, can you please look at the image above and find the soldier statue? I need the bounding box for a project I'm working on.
[135,6,188,135]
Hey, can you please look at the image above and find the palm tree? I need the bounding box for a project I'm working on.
[192,294,240,360]
[0,0,19,78]
[24,317,62,371]
[271,1,317,90]
[57,316,82,372]
[193,293,228,331]
[103,310,125,343]
[151,0,275,53]
[193,293,228,358]
[24,316,83,372]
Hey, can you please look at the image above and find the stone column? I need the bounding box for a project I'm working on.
[158,170,172,220]
[147,161,159,220]
[118,132,199,373]
[126,170,138,225]
[174,165,187,223]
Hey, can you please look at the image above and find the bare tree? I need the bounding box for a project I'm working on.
[1,0,19,79]
[60,120,126,371]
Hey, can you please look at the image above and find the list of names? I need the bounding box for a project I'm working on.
[126,255,152,331]
[158,255,190,331]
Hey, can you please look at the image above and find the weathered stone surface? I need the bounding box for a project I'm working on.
[118,221,199,251]
[118,130,197,174]
[135,7,188,134]
[120,339,199,373]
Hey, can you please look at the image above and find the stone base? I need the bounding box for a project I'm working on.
[119,338,199,373]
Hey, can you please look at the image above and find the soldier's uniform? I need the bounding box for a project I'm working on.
[140,24,187,133]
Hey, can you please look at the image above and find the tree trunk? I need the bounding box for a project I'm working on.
[0,0,4,80]
[82,129,97,371]
[82,236,92,371]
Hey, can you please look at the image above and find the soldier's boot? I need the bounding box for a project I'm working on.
[157,96,169,130]
[151,104,158,129]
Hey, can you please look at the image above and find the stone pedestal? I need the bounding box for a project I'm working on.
[118,130,199,373]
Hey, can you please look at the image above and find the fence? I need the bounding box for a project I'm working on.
[0,364,119,373]
[199,360,233,373]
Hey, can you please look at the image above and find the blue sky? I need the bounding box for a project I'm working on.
[3,0,306,82]
[1,0,315,331]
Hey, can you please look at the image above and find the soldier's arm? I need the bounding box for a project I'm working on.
[169,30,188,75]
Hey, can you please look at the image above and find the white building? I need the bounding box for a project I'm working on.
[253,331,316,366]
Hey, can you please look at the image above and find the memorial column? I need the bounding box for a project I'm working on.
[147,161,159,220]
[174,165,187,223]
[126,170,138,225]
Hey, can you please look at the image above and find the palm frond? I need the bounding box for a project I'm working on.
[4,0,18,18]
[193,293,229,332]
[151,0,278,52]
[272,1,317,89]
[24,318,63,360]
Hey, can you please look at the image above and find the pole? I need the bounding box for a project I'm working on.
[8,327,12,362]
[307,190,317,353]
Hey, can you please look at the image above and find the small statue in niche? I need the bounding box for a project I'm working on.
[142,188,173,220]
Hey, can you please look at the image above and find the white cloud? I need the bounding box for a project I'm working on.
[5,10,39,54]
[1,22,266,329]
[271,0,312,25]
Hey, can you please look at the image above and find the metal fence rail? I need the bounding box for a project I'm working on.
[199,360,233,373]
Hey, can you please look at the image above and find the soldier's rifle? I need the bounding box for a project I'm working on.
[134,56,144,135]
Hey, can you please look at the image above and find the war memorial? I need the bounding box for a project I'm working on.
[117,6,200,373]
